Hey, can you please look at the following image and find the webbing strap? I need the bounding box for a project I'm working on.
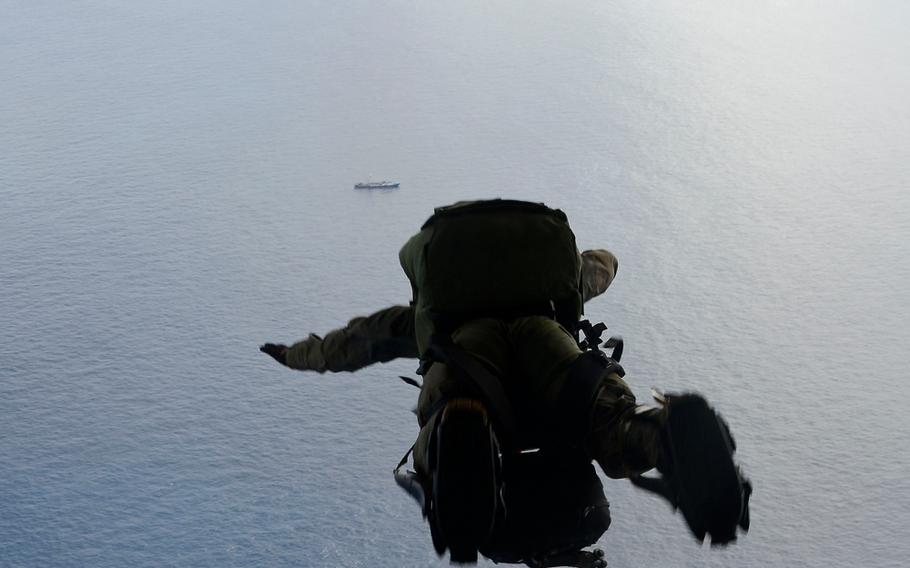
[427,338,518,441]
[395,443,415,472]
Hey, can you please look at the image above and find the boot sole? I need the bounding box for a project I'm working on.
[433,399,498,563]
[665,395,744,544]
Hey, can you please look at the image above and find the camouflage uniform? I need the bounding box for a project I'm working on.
[285,249,659,480]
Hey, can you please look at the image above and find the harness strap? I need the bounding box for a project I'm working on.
[426,336,519,442]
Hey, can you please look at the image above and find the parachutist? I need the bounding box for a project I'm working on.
[262,199,751,564]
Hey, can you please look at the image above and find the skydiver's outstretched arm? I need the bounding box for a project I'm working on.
[261,305,417,373]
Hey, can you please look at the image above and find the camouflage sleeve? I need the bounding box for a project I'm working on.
[580,249,619,303]
[285,305,418,373]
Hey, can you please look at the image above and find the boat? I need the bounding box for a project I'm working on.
[354,181,400,189]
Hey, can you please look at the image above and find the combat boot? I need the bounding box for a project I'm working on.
[428,398,501,563]
[631,391,752,545]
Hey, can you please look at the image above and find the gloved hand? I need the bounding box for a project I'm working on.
[260,343,289,366]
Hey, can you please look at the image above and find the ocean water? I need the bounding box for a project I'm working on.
[2,1,909,567]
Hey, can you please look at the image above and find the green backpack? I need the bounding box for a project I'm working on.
[399,199,584,359]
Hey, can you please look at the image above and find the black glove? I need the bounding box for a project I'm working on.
[260,343,289,366]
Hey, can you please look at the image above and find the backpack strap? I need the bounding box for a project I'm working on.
[425,335,518,442]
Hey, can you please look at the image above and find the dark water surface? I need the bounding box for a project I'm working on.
[2,1,909,566]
